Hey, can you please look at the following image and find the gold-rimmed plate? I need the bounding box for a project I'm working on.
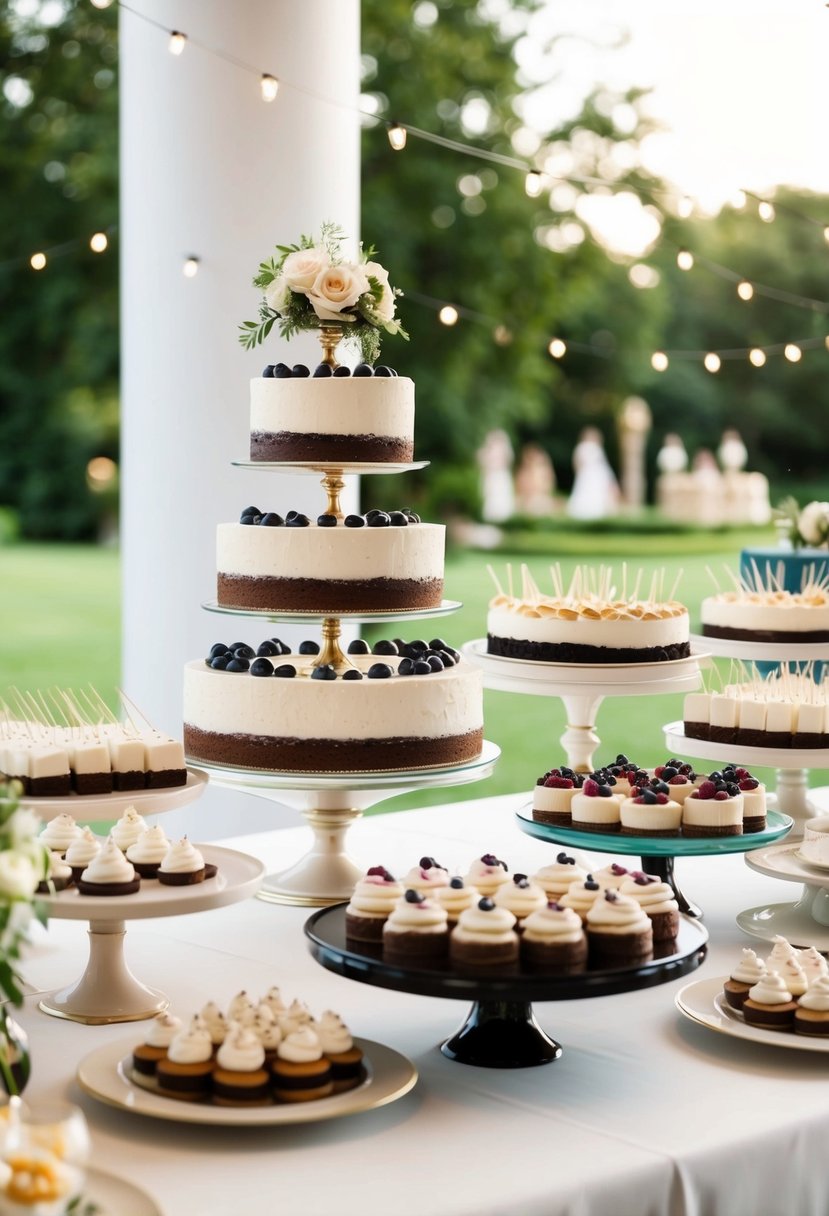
[676,976,829,1053]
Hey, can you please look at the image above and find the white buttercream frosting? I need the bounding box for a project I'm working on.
[533,855,588,897]
[159,837,205,874]
[278,999,315,1036]
[167,1019,213,1064]
[346,870,404,919]
[797,975,829,1012]
[262,986,286,1017]
[585,891,652,935]
[277,1027,324,1064]
[317,1011,354,1055]
[730,949,766,985]
[110,807,148,851]
[776,956,808,997]
[767,935,797,970]
[126,825,170,865]
[436,879,478,919]
[145,1011,182,1049]
[798,946,829,984]
[65,826,102,868]
[46,851,72,883]
[619,875,679,915]
[464,855,511,895]
[250,376,414,441]
[383,893,448,935]
[493,875,547,919]
[227,991,256,1025]
[80,835,137,885]
[522,902,585,944]
[452,899,516,943]
[560,877,603,917]
[216,1025,266,1072]
[39,813,82,852]
[402,861,450,891]
[748,972,793,1005]
[200,1001,228,1046]
[258,1020,283,1052]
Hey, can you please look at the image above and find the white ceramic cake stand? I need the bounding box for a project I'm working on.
[191,742,500,908]
[201,600,463,623]
[19,767,209,823]
[689,632,829,662]
[231,459,430,475]
[464,640,704,772]
[739,841,829,949]
[37,844,265,1025]
[663,721,829,839]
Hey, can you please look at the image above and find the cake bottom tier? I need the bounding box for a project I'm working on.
[486,635,691,664]
[183,725,484,774]
[249,431,414,463]
[216,574,443,613]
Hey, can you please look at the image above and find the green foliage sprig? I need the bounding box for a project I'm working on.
[238,223,407,365]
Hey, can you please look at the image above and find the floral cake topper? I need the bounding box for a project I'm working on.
[239,222,408,365]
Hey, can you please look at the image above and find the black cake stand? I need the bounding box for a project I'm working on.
[305,904,708,1069]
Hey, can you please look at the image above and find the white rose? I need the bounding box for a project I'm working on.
[798,501,829,547]
[281,247,329,293]
[363,261,396,324]
[307,263,370,323]
[6,808,40,849]
[0,853,39,901]
[264,274,291,313]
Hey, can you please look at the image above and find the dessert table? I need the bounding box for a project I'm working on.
[15,792,829,1216]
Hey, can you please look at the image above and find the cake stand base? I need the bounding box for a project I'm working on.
[441,1000,562,1068]
[639,854,702,919]
[736,898,829,952]
[38,921,168,1025]
[257,808,364,907]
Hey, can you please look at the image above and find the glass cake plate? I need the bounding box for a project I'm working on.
[689,632,829,662]
[676,976,829,1053]
[231,459,430,475]
[77,1035,417,1126]
[201,598,463,623]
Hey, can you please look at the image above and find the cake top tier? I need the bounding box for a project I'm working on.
[487,563,687,623]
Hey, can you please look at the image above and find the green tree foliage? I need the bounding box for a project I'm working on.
[0,0,117,539]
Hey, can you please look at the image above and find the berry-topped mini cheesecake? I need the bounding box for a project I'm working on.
[570,776,622,834]
[619,780,682,837]
[532,767,584,825]
[721,764,767,832]
[604,754,647,798]
[649,759,697,804]
[682,776,743,837]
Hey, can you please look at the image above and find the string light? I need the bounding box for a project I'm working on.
[89,232,108,253]
[736,280,754,301]
[438,305,458,326]
[524,170,544,199]
[749,348,767,367]
[29,253,46,271]
[784,343,802,362]
[260,74,279,102]
[387,124,407,152]
[182,256,200,278]
[824,226,829,244]
[168,30,187,55]
[650,351,669,372]
[677,196,693,218]
[548,338,567,359]
[758,200,775,223]
[730,190,747,210]
[89,0,113,7]
[676,249,694,271]
[825,336,829,352]
[704,353,721,373]
[492,325,513,346]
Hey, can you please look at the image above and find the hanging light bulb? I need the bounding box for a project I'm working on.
[823,226,829,244]
[749,348,766,367]
[548,338,566,359]
[90,0,114,7]
[438,305,458,326]
[260,74,279,102]
[758,200,775,223]
[730,189,747,210]
[677,196,693,218]
[168,31,187,55]
[703,353,721,373]
[676,249,694,271]
[736,280,754,301]
[387,124,407,151]
[651,351,669,372]
[784,343,802,363]
[492,325,513,347]
[29,252,46,271]
[183,256,200,278]
[90,232,108,253]
[825,335,829,352]
[524,170,543,199]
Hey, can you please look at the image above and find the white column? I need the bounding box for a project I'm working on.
[120,0,360,836]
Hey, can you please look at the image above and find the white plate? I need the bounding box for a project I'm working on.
[663,722,829,770]
[21,768,209,823]
[676,975,829,1052]
[794,850,829,873]
[463,640,704,698]
[39,844,265,922]
[745,841,829,886]
[83,1166,163,1216]
[78,1035,417,1126]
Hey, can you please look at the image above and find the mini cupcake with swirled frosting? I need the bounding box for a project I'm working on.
[794,975,829,1036]
[533,852,588,900]
[156,1016,214,1100]
[278,999,315,1037]
[345,866,404,943]
[317,1011,364,1092]
[464,853,511,897]
[110,806,148,853]
[37,851,74,894]
[493,873,547,928]
[272,1027,333,1103]
[200,1001,228,1050]
[520,901,587,972]
[39,812,82,856]
[382,890,449,966]
[742,971,798,1030]
[619,872,679,942]
[798,946,829,986]
[585,890,653,963]
[132,1011,182,1077]
[213,1024,271,1106]
[158,837,207,886]
[560,874,603,924]
[449,896,518,971]
[227,991,256,1026]
[401,856,451,894]
[723,948,766,1010]
[436,875,479,927]
[65,826,102,883]
[126,825,171,879]
[78,835,140,896]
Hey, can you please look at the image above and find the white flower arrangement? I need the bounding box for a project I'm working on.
[0,781,48,1006]
[239,222,408,365]
[776,497,829,550]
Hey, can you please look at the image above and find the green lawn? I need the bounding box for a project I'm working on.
[4,534,820,814]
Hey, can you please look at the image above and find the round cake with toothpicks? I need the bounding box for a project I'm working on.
[701,559,829,643]
[486,564,689,663]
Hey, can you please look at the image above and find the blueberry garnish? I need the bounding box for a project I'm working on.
[233,645,255,660]
[313,363,333,377]
[317,513,338,527]
[273,363,291,378]
[556,852,574,865]
[412,660,432,675]
[286,511,298,521]
[585,879,600,891]
[210,655,230,670]
[342,669,363,680]
[256,640,279,657]
[449,876,464,889]
[344,514,365,528]
[287,513,310,527]
[271,638,291,655]
[209,642,230,659]
[353,364,374,377]
[420,856,441,869]
[429,638,449,651]
[262,364,275,378]
[259,512,283,527]
[241,506,261,519]
[439,651,455,667]
[250,657,273,677]
[298,640,320,656]
[398,657,415,676]
[374,366,393,376]
[389,511,408,526]
[403,509,421,523]
[366,511,391,528]
[427,655,445,673]
[311,664,337,681]
[373,640,398,656]
[404,889,425,903]
[478,897,495,911]
[347,639,370,655]
[273,664,296,678]
[291,364,310,378]
[333,366,351,377]
[367,663,394,679]
[226,658,250,673]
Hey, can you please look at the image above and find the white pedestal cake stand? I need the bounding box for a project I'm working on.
[464,640,704,772]
[37,844,265,1025]
[19,768,209,823]
[740,841,829,950]
[663,723,829,840]
[194,742,500,908]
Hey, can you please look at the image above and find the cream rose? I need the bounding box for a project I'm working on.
[0,852,39,901]
[281,247,330,292]
[307,263,369,322]
[798,501,829,547]
[363,260,396,323]
[264,274,291,313]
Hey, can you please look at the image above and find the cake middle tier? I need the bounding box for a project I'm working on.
[216,520,445,612]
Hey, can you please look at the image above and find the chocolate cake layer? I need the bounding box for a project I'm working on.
[683,721,710,741]
[793,733,828,749]
[250,431,413,463]
[532,810,573,825]
[702,624,829,643]
[28,775,71,796]
[486,635,691,664]
[184,725,483,774]
[680,825,742,837]
[145,768,187,789]
[619,827,681,837]
[73,772,113,795]
[113,770,146,791]
[217,574,443,613]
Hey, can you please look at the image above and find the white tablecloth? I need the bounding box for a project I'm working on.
[16,794,829,1216]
